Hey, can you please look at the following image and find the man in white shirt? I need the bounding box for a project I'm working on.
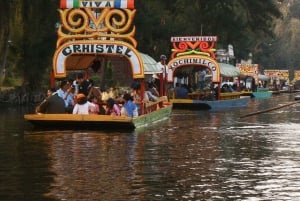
[155,54,171,95]
[57,80,69,108]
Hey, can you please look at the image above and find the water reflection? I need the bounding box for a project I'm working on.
[214,122,300,200]
[23,132,139,201]
[1,93,300,200]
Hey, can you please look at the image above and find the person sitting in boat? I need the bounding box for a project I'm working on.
[108,87,117,99]
[89,96,101,115]
[57,80,69,102]
[130,81,142,114]
[221,84,232,93]
[72,93,96,115]
[145,82,158,102]
[63,81,75,113]
[36,88,66,114]
[57,80,74,113]
[174,83,188,99]
[147,82,159,100]
[121,93,138,118]
[101,88,109,102]
[152,73,161,95]
[105,98,121,116]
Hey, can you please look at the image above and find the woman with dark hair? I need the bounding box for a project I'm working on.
[105,98,121,116]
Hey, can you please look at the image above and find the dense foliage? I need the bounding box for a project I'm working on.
[0,0,299,90]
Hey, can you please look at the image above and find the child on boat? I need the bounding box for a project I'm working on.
[105,98,121,116]
[72,93,96,114]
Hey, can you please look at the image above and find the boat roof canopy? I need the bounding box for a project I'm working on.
[54,2,141,79]
[52,42,159,79]
[258,74,270,81]
[64,52,158,73]
[140,53,160,75]
[219,63,240,77]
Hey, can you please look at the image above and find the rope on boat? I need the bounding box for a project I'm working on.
[240,100,300,118]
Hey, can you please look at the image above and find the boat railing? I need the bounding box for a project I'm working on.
[219,92,241,100]
[144,96,168,113]
[256,87,270,92]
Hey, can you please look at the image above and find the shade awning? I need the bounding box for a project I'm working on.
[258,74,270,81]
[140,52,160,74]
[219,63,240,77]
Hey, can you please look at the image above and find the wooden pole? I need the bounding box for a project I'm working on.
[240,100,300,118]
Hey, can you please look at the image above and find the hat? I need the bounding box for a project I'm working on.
[160,55,167,60]
[76,93,85,100]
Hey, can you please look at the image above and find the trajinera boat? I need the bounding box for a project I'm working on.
[238,64,272,98]
[24,0,172,130]
[163,36,250,111]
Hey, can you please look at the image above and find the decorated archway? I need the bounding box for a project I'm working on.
[166,36,220,83]
[53,41,144,78]
[167,55,220,83]
[53,0,144,79]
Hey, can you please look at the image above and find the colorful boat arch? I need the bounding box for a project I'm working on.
[166,36,220,83]
[237,63,259,85]
[167,55,220,83]
[53,0,141,78]
[53,41,144,78]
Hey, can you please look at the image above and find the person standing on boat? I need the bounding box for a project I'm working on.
[36,88,66,114]
[198,69,206,89]
[87,79,102,102]
[76,73,90,96]
[156,54,170,96]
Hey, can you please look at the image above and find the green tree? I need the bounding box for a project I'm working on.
[17,0,59,90]
[135,0,281,62]
[290,0,300,19]
[0,1,12,81]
